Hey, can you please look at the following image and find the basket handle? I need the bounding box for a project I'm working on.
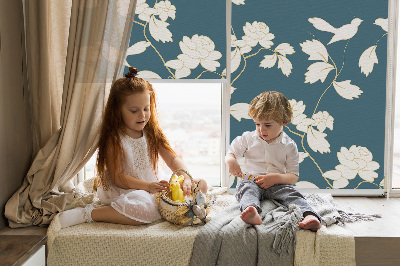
[170,169,196,195]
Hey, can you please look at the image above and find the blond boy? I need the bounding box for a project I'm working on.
[225,91,321,231]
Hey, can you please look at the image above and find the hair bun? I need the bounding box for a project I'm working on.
[125,67,138,78]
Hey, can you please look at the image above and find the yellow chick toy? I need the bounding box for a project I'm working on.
[170,174,185,203]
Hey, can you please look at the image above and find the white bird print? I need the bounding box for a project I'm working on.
[308,17,363,45]
[374,18,388,32]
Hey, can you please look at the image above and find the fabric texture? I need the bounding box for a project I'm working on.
[227,130,299,176]
[23,0,71,156]
[5,0,137,228]
[189,193,366,266]
[236,181,321,221]
[97,134,162,223]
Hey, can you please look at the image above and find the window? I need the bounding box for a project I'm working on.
[154,82,222,187]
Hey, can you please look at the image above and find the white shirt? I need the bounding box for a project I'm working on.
[227,130,299,176]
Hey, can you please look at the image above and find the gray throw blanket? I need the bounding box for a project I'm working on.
[189,193,381,266]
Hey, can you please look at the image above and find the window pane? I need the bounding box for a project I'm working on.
[154,83,222,187]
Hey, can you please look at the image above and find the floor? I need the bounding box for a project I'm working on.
[1,197,399,265]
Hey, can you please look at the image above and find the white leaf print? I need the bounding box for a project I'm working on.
[230,86,237,95]
[307,127,330,154]
[230,48,242,74]
[333,80,363,100]
[165,59,183,69]
[136,71,161,79]
[304,62,334,84]
[374,18,388,32]
[175,68,191,79]
[149,16,172,43]
[260,54,277,69]
[230,103,250,122]
[333,178,349,188]
[359,46,378,77]
[323,170,342,181]
[277,55,292,76]
[232,0,245,5]
[126,41,151,56]
[300,39,329,62]
[274,43,295,56]
[298,152,309,163]
[295,181,319,188]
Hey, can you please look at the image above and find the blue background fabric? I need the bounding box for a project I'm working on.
[229,0,387,190]
[125,0,388,190]
[125,0,226,79]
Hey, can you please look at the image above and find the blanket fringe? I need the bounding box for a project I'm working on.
[272,205,302,254]
[337,210,382,224]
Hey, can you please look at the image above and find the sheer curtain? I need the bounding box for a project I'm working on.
[5,0,137,228]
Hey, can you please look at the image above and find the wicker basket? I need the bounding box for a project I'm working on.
[155,169,210,226]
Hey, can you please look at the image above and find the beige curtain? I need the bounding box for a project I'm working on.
[23,0,71,156]
[5,0,137,228]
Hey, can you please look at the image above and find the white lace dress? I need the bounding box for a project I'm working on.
[97,134,164,223]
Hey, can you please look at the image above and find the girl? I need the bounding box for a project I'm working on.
[59,67,207,228]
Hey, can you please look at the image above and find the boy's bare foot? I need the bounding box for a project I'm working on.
[240,206,262,225]
[299,214,321,232]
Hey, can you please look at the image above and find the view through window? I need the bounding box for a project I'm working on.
[155,83,222,187]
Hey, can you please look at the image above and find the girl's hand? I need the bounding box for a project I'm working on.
[182,178,192,196]
[254,174,279,189]
[146,180,169,194]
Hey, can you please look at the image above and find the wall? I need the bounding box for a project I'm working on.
[0,0,33,228]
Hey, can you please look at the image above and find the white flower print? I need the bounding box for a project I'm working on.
[153,0,176,22]
[166,35,222,78]
[311,111,334,132]
[323,146,380,188]
[136,0,154,22]
[235,21,275,54]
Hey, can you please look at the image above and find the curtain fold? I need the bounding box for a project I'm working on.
[5,0,137,228]
[23,0,71,156]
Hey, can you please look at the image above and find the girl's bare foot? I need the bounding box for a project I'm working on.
[240,206,262,225]
[299,214,321,232]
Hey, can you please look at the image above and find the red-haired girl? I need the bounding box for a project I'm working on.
[59,67,207,227]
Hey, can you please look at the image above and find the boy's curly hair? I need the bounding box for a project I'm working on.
[248,91,293,125]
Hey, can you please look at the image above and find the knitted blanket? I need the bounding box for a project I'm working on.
[189,200,302,266]
[189,193,379,266]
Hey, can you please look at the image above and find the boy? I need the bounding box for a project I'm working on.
[225,91,321,231]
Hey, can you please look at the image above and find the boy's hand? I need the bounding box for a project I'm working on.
[254,173,279,189]
[227,161,243,177]
[146,180,169,194]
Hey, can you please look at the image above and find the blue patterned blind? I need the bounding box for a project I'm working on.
[228,0,388,190]
[125,0,226,79]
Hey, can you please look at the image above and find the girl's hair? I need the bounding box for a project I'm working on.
[248,91,293,125]
[96,67,176,189]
